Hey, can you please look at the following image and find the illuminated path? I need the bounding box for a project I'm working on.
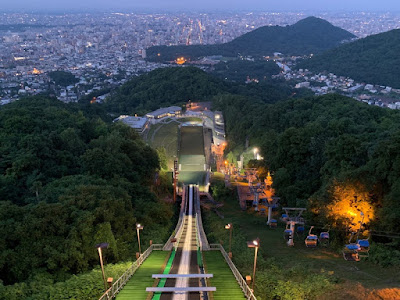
[173,185,195,300]
[157,185,202,300]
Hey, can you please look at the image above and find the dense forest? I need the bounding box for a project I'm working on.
[104,67,231,114]
[211,59,280,82]
[3,64,400,298]
[108,66,400,258]
[48,71,79,87]
[147,17,355,61]
[214,93,400,261]
[104,66,311,115]
[0,97,174,296]
[299,28,400,88]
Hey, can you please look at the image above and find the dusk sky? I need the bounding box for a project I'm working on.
[2,0,400,12]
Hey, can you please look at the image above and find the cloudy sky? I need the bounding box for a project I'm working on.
[2,0,399,12]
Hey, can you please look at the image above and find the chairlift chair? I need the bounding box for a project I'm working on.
[281,214,288,222]
[356,238,370,257]
[269,219,277,228]
[343,233,361,262]
[319,227,330,247]
[353,212,369,258]
[297,225,305,237]
[305,226,318,248]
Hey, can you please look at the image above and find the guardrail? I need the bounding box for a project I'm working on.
[163,186,186,251]
[98,244,164,300]
[209,244,257,300]
[195,187,210,250]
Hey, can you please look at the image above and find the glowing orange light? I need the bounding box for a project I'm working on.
[347,210,357,217]
[175,57,186,65]
[326,182,374,231]
[32,68,41,75]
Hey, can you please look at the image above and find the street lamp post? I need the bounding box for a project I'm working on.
[136,223,144,255]
[247,238,260,292]
[253,148,258,159]
[173,157,179,203]
[225,223,233,258]
[95,242,109,292]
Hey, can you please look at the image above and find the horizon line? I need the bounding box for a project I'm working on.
[1,9,399,14]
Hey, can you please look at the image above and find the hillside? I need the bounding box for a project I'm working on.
[299,29,400,88]
[211,59,280,82]
[0,96,173,288]
[104,66,312,115]
[214,93,400,240]
[147,17,355,61]
[104,67,231,114]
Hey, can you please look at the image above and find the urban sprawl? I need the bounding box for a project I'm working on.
[1,11,400,108]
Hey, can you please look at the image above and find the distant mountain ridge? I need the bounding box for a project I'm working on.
[298,28,400,88]
[147,17,355,61]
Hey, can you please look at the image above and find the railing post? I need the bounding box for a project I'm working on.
[98,245,157,300]
[212,243,256,300]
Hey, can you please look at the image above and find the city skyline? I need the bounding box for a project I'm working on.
[1,0,400,12]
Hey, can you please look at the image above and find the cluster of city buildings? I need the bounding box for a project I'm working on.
[1,11,400,105]
[278,66,400,109]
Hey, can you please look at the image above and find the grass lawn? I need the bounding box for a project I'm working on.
[145,123,162,143]
[212,172,225,181]
[148,121,179,169]
[116,251,169,300]
[203,251,245,300]
[212,182,400,295]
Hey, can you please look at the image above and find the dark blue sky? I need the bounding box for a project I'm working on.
[3,0,400,12]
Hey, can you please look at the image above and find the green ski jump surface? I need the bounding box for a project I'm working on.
[116,251,169,300]
[179,125,207,187]
[203,251,244,300]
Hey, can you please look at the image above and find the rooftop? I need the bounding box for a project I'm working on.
[146,106,182,118]
[115,115,148,129]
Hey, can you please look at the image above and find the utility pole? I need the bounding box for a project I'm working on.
[173,157,179,203]
[95,243,109,292]
[136,224,144,255]
[225,223,233,258]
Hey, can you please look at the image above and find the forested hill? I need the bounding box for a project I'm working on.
[0,97,173,290]
[147,17,355,61]
[105,66,312,115]
[299,29,400,88]
[214,93,400,240]
[105,67,230,114]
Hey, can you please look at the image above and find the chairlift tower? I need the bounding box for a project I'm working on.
[282,207,306,247]
[267,196,280,225]
[245,168,258,186]
[249,183,262,212]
